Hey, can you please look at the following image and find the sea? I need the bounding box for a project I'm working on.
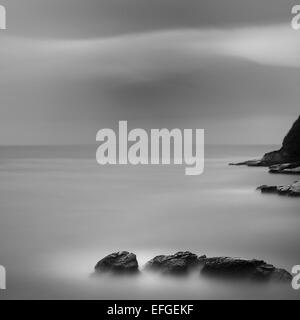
[0,145,299,299]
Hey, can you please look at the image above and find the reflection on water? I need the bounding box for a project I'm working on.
[0,145,299,299]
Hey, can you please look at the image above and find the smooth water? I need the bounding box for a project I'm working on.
[0,145,299,299]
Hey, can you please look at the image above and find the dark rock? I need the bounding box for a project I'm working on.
[267,268,293,282]
[201,257,292,282]
[261,115,300,165]
[94,251,139,274]
[229,160,267,167]
[198,255,207,264]
[257,181,300,197]
[269,162,300,174]
[256,185,278,193]
[289,181,300,196]
[145,251,199,275]
[230,115,300,167]
[94,252,292,283]
[281,115,300,160]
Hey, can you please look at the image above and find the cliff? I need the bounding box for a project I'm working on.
[230,115,300,167]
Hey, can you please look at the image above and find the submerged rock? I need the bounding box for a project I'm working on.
[201,257,292,282]
[145,251,199,275]
[94,251,139,274]
[230,115,300,167]
[257,181,300,197]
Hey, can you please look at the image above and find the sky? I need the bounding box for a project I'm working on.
[0,0,299,145]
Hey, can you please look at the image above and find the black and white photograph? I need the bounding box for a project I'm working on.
[0,0,300,305]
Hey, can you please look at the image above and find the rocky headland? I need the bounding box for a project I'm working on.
[230,115,300,168]
[230,115,300,195]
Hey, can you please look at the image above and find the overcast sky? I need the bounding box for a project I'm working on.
[0,0,299,145]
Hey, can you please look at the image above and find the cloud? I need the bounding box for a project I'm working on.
[218,24,300,67]
[1,23,299,85]
[3,0,291,38]
[0,23,299,144]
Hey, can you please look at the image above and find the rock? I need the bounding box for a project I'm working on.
[269,162,300,174]
[229,160,265,167]
[256,185,278,193]
[145,251,199,275]
[94,252,292,283]
[201,257,292,282]
[230,115,300,167]
[198,255,207,264]
[257,181,300,197]
[280,115,300,160]
[289,181,300,196]
[261,115,300,165]
[94,251,139,274]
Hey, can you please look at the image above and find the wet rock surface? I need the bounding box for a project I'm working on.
[94,252,292,283]
[94,251,139,274]
[201,257,292,282]
[145,251,199,274]
[257,181,300,197]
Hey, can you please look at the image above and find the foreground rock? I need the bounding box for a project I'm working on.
[94,252,292,283]
[201,257,292,282]
[94,251,139,274]
[230,115,300,167]
[145,251,199,275]
[257,181,300,197]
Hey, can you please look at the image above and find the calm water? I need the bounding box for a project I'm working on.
[0,145,299,299]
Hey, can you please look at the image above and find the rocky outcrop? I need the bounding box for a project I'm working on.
[229,160,265,167]
[257,181,300,197]
[230,115,300,167]
[94,251,139,274]
[145,251,199,275]
[201,257,292,282]
[280,115,300,160]
[94,252,292,283]
[269,162,300,174]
